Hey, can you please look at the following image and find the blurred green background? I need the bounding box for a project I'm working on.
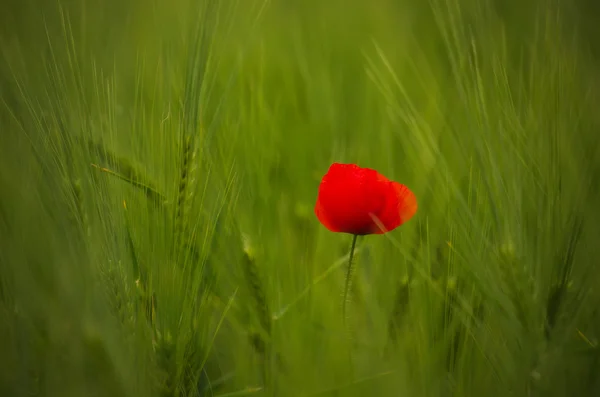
[2,0,600,396]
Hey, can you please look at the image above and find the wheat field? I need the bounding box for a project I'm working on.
[1,0,600,396]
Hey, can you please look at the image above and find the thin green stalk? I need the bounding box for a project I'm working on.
[342,234,358,323]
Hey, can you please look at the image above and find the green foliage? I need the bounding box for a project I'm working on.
[2,0,600,396]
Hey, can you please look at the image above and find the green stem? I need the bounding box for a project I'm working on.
[342,234,358,323]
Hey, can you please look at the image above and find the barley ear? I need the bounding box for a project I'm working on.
[174,135,196,256]
[241,234,274,385]
[385,276,411,354]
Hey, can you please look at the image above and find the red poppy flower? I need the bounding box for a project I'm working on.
[314,163,417,235]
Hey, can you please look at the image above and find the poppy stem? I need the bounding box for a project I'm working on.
[342,234,358,323]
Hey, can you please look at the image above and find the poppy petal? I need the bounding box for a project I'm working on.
[391,181,418,224]
[363,183,416,234]
[314,163,417,235]
[314,163,375,234]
